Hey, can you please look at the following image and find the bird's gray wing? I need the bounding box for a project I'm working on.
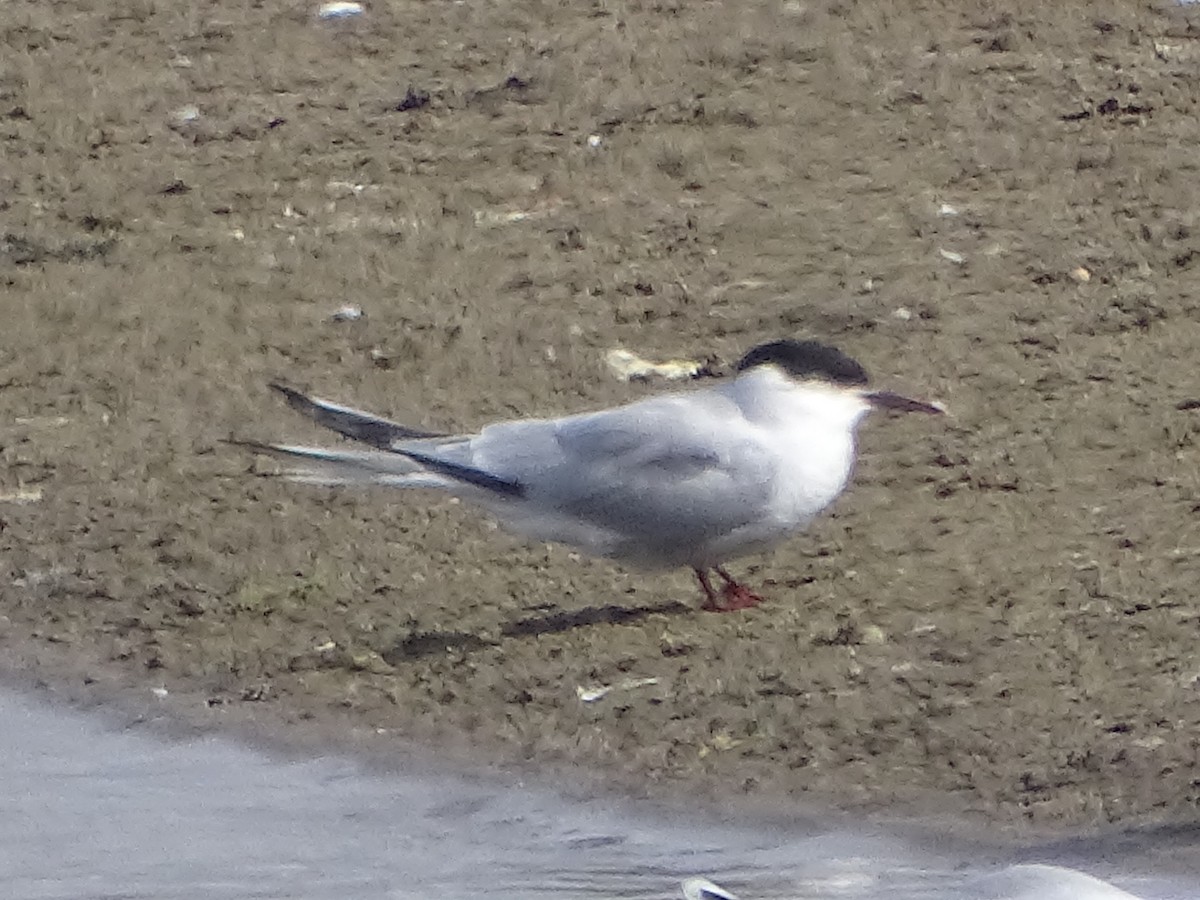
[470,393,777,541]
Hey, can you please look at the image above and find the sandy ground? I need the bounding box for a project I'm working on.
[4,0,1200,838]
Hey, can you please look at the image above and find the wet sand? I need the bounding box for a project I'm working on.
[3,0,1200,838]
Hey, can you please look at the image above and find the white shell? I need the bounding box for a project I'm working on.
[969,864,1143,900]
[681,877,739,900]
[576,676,658,703]
[317,2,365,19]
[605,348,703,382]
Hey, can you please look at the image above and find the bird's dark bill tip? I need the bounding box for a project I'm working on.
[864,391,945,414]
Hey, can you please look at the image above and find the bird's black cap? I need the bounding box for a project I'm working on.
[735,339,869,386]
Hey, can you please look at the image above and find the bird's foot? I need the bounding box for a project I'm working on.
[716,581,764,611]
[695,567,764,612]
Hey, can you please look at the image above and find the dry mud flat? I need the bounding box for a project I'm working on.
[3,0,1200,838]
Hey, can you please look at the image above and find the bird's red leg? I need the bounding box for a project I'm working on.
[695,568,722,612]
[714,566,764,611]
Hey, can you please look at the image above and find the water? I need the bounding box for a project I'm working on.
[0,691,1193,900]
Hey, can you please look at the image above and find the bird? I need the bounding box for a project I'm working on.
[235,339,943,612]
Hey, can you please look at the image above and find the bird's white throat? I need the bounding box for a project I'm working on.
[728,366,873,433]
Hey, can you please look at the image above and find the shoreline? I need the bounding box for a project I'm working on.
[5,626,1196,876]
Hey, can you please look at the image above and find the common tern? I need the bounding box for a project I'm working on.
[238,339,942,611]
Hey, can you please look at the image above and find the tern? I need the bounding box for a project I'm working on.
[237,339,942,612]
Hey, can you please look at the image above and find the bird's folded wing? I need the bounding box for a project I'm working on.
[475,398,776,538]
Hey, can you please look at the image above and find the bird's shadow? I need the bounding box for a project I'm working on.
[500,599,692,638]
[381,600,692,663]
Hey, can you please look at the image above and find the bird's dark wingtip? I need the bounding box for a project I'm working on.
[268,381,310,409]
[222,437,277,453]
[264,382,448,445]
[397,448,525,499]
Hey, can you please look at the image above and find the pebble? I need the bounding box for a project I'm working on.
[0,487,43,504]
[861,624,887,645]
[171,105,200,125]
